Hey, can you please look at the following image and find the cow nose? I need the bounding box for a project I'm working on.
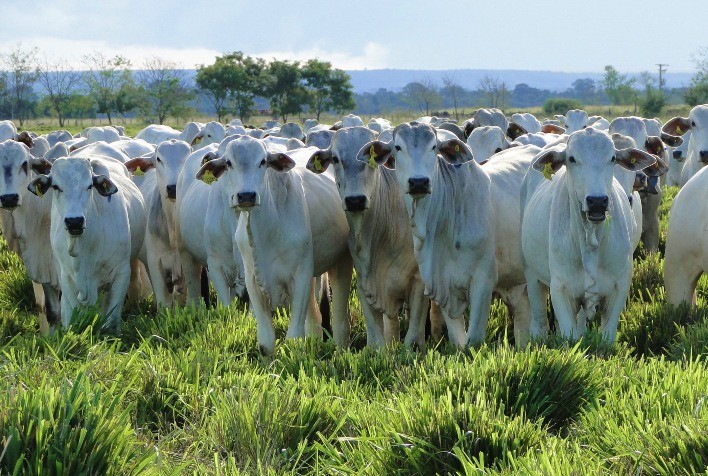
[699,150,708,163]
[64,216,85,235]
[166,184,176,200]
[344,195,367,212]
[236,191,257,206]
[673,150,683,159]
[407,177,430,195]
[0,193,20,208]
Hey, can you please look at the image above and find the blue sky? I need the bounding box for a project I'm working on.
[3,0,706,73]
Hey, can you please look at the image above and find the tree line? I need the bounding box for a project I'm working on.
[0,44,355,127]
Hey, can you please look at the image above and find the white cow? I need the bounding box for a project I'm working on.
[0,140,58,331]
[466,126,512,164]
[521,128,657,342]
[667,129,691,187]
[463,108,527,141]
[44,130,73,147]
[112,139,155,159]
[278,122,306,141]
[662,105,708,187]
[511,113,542,133]
[136,124,191,145]
[588,116,610,131]
[0,120,18,141]
[367,118,392,133]
[304,126,430,348]
[558,109,589,133]
[305,129,335,149]
[195,138,353,355]
[28,156,146,331]
[357,122,498,348]
[124,140,192,305]
[192,121,226,149]
[664,166,708,306]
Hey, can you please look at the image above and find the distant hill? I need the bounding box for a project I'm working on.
[345,69,695,93]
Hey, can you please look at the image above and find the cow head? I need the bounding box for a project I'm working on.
[466,126,511,164]
[306,126,377,212]
[663,105,708,164]
[0,140,52,210]
[196,136,295,210]
[356,122,473,199]
[563,109,589,133]
[532,128,656,222]
[125,139,191,201]
[28,157,118,236]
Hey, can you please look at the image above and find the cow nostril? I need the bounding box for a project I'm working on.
[700,151,708,162]
[166,184,177,198]
[344,195,367,212]
[236,192,257,205]
[586,195,609,210]
[0,194,20,208]
[407,177,431,195]
[673,150,682,159]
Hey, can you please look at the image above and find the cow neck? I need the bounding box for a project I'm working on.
[161,193,178,250]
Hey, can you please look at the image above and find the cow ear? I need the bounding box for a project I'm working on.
[542,123,566,134]
[28,175,52,197]
[266,152,296,172]
[201,151,218,166]
[660,131,683,147]
[507,122,527,140]
[463,120,476,139]
[16,131,34,148]
[306,148,333,174]
[358,140,394,169]
[439,138,474,165]
[644,136,665,157]
[124,155,155,176]
[532,145,566,179]
[643,155,669,177]
[30,156,52,175]
[196,158,227,184]
[615,148,657,172]
[93,174,118,197]
[662,116,691,136]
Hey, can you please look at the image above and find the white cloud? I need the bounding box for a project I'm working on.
[250,42,390,70]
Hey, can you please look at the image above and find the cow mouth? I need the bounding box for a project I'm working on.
[584,210,606,222]
[236,202,257,211]
[407,189,430,199]
[67,227,84,236]
[0,205,18,211]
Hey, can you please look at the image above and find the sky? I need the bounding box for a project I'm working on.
[2,0,706,74]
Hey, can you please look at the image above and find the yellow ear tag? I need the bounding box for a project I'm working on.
[542,162,554,180]
[676,126,683,135]
[455,144,460,153]
[35,184,43,198]
[369,145,378,160]
[313,156,323,172]
[630,157,637,164]
[134,166,144,177]
[202,170,217,185]
[368,155,377,169]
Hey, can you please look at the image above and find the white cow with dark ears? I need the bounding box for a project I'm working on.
[520,128,657,342]
[663,105,708,187]
[28,156,146,332]
[195,137,352,355]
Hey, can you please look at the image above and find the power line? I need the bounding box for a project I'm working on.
[656,64,668,91]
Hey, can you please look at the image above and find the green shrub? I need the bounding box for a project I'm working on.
[543,98,582,115]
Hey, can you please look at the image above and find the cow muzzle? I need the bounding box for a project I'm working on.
[640,176,660,195]
[64,216,85,236]
[407,177,430,197]
[585,195,608,222]
[344,195,367,212]
[633,173,648,192]
[699,150,708,164]
[672,150,684,161]
[166,184,177,200]
[0,193,20,209]
[235,191,258,209]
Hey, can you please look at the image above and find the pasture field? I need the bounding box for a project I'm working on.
[0,154,706,473]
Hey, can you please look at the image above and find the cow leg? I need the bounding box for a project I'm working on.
[208,259,234,306]
[180,251,204,305]
[305,277,323,338]
[328,255,353,349]
[465,267,496,347]
[600,279,631,343]
[640,192,661,254]
[127,260,151,300]
[42,283,62,332]
[525,275,549,339]
[665,254,702,307]
[60,272,78,328]
[404,280,428,349]
[146,246,172,306]
[383,314,400,344]
[285,262,314,341]
[105,262,132,333]
[549,281,579,340]
[246,274,275,355]
[498,284,533,347]
[429,300,444,343]
[32,282,49,334]
[440,306,466,348]
[357,286,385,348]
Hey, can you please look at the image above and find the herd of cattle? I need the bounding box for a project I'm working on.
[0,105,706,354]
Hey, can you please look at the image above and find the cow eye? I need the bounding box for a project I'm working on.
[156,157,161,163]
[226,160,233,168]
[332,156,339,164]
[259,159,266,167]
[431,144,436,150]
[21,162,28,173]
[495,148,502,154]
[395,145,402,151]
[568,156,576,163]
[582,125,587,129]
[87,184,93,190]
[692,121,696,127]
[611,155,616,163]
[52,185,62,192]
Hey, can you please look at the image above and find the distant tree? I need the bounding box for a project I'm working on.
[301,59,355,120]
[403,78,440,115]
[479,75,508,109]
[1,43,39,126]
[602,65,636,105]
[261,59,307,122]
[441,74,462,121]
[196,51,264,122]
[571,78,596,103]
[114,82,141,121]
[35,57,82,127]
[64,94,97,125]
[638,71,665,116]
[685,48,708,106]
[82,53,134,124]
[138,57,194,124]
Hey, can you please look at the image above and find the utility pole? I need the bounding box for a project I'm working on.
[656,63,668,91]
